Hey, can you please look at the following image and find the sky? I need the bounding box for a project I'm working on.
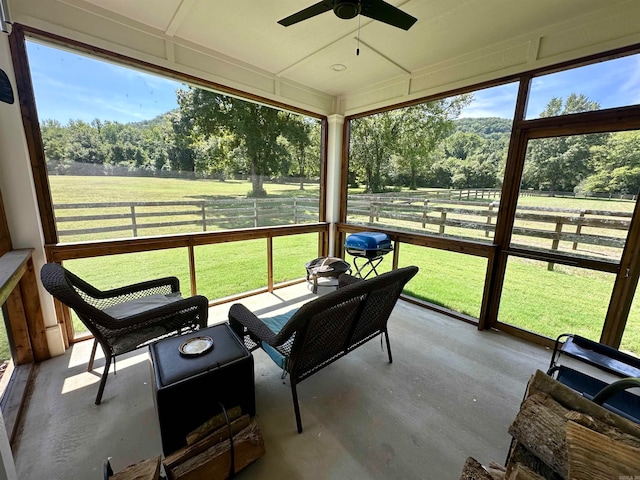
[25,39,640,125]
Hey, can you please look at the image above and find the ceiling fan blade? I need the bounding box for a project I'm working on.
[360,0,417,30]
[278,1,334,27]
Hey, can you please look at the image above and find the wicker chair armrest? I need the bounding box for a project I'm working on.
[338,273,362,288]
[105,294,208,331]
[96,276,180,299]
[228,303,278,346]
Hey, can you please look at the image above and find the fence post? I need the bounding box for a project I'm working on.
[254,199,258,228]
[573,210,585,250]
[485,203,494,238]
[548,219,563,271]
[439,211,446,235]
[130,205,138,237]
[293,198,298,224]
[422,199,429,228]
[369,201,375,223]
[201,202,206,232]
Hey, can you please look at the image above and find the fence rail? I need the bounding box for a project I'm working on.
[347,194,633,262]
[55,191,634,264]
[54,197,319,240]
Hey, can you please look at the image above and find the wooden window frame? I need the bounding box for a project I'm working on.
[342,45,640,349]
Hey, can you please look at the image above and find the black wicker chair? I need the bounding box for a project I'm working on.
[229,265,418,432]
[40,263,209,404]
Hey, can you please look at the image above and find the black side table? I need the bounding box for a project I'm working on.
[149,323,255,456]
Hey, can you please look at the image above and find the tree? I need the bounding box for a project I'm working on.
[40,119,70,173]
[176,87,305,196]
[281,116,320,190]
[66,119,107,165]
[350,113,395,193]
[395,95,473,190]
[522,94,606,194]
[350,95,472,192]
[580,131,640,195]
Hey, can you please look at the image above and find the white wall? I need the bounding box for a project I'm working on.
[0,34,63,356]
[0,31,24,480]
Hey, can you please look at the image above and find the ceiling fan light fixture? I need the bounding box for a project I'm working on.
[334,1,360,19]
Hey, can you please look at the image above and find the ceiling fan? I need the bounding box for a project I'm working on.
[278,0,417,31]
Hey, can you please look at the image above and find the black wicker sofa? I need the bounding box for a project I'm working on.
[229,265,418,432]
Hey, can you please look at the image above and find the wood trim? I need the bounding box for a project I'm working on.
[494,321,556,349]
[480,77,531,330]
[4,290,33,364]
[46,223,328,262]
[520,104,640,138]
[188,243,197,297]
[8,24,58,244]
[267,236,273,292]
[506,247,619,273]
[19,257,49,362]
[600,192,640,347]
[0,250,49,363]
[0,250,31,307]
[400,294,479,327]
[336,222,495,258]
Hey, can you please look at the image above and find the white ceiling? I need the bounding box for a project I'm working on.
[9,0,640,114]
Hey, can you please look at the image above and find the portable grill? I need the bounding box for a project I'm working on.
[345,232,393,279]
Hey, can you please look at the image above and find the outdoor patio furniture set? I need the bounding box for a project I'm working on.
[39,234,418,453]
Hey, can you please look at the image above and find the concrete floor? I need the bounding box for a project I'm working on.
[12,283,552,479]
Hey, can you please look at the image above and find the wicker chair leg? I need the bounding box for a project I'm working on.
[385,331,393,364]
[88,339,99,371]
[95,352,112,405]
[291,382,303,434]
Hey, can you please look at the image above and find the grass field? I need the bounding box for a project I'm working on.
[5,175,633,361]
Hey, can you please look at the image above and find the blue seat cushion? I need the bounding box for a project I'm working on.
[261,309,297,369]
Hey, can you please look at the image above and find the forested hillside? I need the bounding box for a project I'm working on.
[39,90,640,197]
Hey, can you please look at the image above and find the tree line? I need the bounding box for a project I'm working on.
[40,87,640,197]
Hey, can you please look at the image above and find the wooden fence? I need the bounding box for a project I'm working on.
[347,194,632,263]
[54,198,319,240]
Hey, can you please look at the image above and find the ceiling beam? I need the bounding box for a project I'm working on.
[165,0,197,37]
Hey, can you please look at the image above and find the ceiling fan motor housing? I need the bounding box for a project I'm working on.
[334,1,361,19]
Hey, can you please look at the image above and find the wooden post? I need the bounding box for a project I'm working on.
[439,211,446,235]
[422,199,429,228]
[485,203,494,238]
[267,237,273,292]
[293,198,298,224]
[548,219,563,271]
[369,200,374,223]
[253,199,258,228]
[188,244,197,297]
[130,205,138,237]
[572,210,585,250]
[201,202,207,232]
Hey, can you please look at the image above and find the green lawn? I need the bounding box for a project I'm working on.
[32,177,640,358]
